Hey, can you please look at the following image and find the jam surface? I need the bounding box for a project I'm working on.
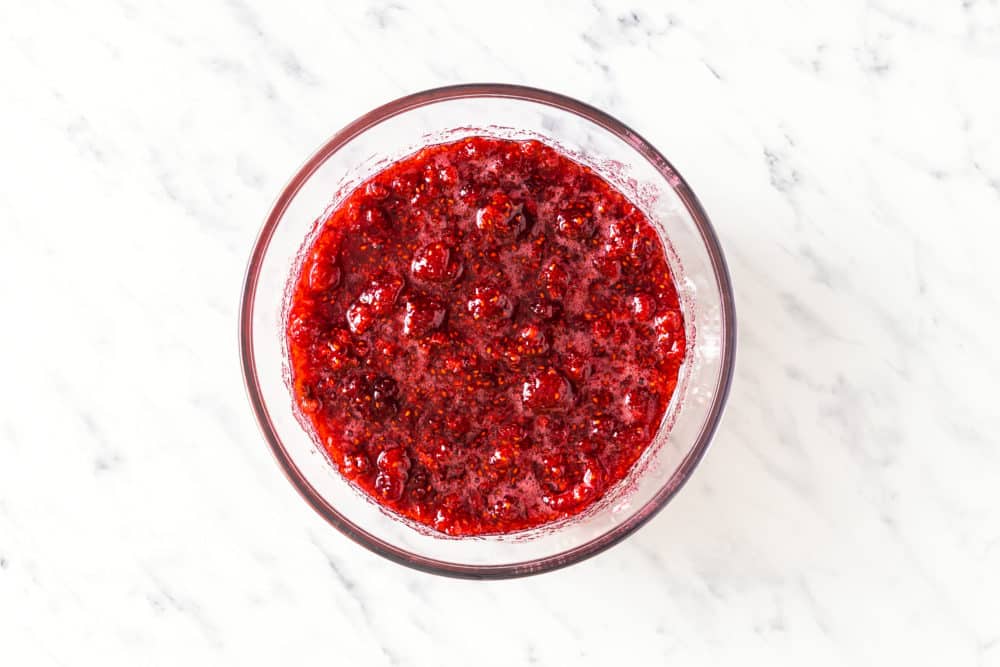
[286,137,685,535]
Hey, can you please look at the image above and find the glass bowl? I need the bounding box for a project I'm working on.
[240,84,736,579]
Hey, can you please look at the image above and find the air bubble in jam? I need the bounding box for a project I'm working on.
[285,137,685,536]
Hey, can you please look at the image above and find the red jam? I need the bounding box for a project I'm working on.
[286,137,685,535]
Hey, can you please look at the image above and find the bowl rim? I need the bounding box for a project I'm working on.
[239,83,736,579]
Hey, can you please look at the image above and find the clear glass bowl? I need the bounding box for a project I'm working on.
[240,84,736,578]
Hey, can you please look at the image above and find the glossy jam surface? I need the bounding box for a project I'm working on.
[286,137,685,535]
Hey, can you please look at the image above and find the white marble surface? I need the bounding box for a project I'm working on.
[2,0,999,664]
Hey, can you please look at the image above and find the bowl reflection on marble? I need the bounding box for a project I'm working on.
[239,84,736,578]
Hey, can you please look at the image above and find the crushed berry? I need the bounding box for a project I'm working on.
[286,137,685,535]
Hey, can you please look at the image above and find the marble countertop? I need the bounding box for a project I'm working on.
[2,1,998,664]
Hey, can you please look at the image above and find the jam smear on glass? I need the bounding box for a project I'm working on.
[286,137,685,536]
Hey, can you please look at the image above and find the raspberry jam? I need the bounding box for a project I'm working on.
[285,137,685,535]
